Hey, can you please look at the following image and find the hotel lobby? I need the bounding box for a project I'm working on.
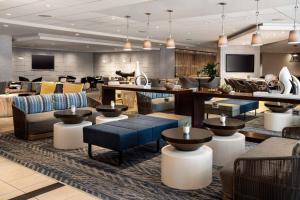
[1,0,300,199]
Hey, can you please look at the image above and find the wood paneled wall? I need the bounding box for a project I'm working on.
[175,49,217,77]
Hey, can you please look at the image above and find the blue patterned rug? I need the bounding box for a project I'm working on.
[0,134,225,200]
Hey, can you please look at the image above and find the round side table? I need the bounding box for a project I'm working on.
[264,111,300,132]
[161,145,213,190]
[95,114,128,124]
[206,133,245,166]
[53,121,92,150]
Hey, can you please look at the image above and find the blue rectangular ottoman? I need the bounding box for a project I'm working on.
[83,115,178,165]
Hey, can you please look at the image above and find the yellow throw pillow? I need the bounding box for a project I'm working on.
[40,82,56,95]
[63,83,84,93]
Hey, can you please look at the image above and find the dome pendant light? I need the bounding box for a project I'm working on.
[143,13,152,50]
[288,0,300,44]
[251,0,263,46]
[165,10,175,49]
[218,2,228,48]
[123,16,132,51]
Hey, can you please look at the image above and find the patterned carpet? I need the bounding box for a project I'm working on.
[0,134,225,200]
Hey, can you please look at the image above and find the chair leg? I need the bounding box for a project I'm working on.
[88,143,93,159]
[206,113,209,119]
[118,151,123,166]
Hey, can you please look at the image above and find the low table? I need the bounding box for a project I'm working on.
[203,118,245,166]
[161,127,213,151]
[96,105,128,117]
[54,110,92,124]
[53,109,92,149]
[203,117,245,136]
[264,111,300,132]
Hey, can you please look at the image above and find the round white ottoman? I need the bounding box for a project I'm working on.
[53,121,92,150]
[264,111,300,132]
[206,133,245,166]
[161,145,212,190]
[95,114,128,124]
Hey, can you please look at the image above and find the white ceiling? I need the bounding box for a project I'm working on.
[0,0,297,51]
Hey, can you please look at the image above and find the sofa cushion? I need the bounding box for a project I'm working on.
[151,96,174,112]
[65,92,88,108]
[139,92,173,99]
[26,95,45,114]
[217,99,259,114]
[26,111,60,135]
[41,94,53,112]
[40,82,56,95]
[220,137,298,199]
[13,96,28,113]
[63,83,84,93]
[52,93,67,110]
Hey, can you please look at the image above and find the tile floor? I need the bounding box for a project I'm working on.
[0,156,101,200]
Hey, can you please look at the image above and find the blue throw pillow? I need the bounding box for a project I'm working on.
[65,92,88,108]
[13,96,28,113]
[26,95,44,114]
[52,93,67,110]
[41,94,53,112]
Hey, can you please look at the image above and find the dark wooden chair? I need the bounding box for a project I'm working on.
[19,76,30,82]
[32,77,42,82]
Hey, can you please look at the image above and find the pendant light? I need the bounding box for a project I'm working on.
[251,0,263,46]
[218,3,228,48]
[143,13,152,50]
[123,15,132,51]
[288,0,300,44]
[165,10,175,49]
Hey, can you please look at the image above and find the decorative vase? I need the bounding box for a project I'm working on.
[183,126,190,134]
[134,61,141,85]
[110,100,115,109]
[279,66,292,94]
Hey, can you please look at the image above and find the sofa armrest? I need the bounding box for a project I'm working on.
[87,96,101,108]
[282,127,300,140]
[12,104,28,140]
[234,156,300,200]
[136,92,152,115]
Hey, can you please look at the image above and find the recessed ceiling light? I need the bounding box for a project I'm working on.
[38,14,52,18]
[5,13,11,16]
[46,4,51,8]
[3,24,8,27]
[75,33,80,36]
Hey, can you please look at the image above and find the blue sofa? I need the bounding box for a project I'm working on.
[83,115,178,165]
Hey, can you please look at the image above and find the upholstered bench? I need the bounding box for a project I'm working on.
[205,99,259,119]
[83,115,178,165]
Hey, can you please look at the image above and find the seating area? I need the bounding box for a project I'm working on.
[1,1,300,200]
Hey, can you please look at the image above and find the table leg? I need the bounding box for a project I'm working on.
[193,97,205,128]
[102,88,116,105]
[175,93,193,116]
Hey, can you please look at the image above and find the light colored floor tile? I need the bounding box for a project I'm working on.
[10,172,56,192]
[0,190,24,200]
[0,164,35,182]
[36,186,86,200]
[0,180,23,197]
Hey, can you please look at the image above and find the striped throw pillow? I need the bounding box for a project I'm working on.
[13,96,29,113]
[65,92,88,108]
[52,93,67,110]
[26,95,44,114]
[41,94,53,112]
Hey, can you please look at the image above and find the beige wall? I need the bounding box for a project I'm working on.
[262,53,300,76]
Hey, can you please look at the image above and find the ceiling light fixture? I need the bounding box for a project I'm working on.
[165,10,175,49]
[123,15,132,51]
[251,0,263,46]
[218,2,228,48]
[143,13,152,50]
[5,13,11,16]
[288,0,300,44]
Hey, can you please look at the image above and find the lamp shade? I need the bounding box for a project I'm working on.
[218,35,228,47]
[123,40,132,51]
[251,32,263,46]
[288,30,300,44]
[165,37,175,49]
[143,40,152,50]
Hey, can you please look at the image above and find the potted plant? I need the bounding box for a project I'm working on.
[202,63,218,78]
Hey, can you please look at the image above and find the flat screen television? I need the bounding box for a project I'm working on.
[226,54,254,72]
[32,55,54,70]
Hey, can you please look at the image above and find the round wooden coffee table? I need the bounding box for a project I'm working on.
[203,118,245,136]
[96,105,128,117]
[161,127,213,151]
[54,109,92,124]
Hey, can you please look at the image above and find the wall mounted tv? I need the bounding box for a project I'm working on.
[32,55,54,70]
[226,54,254,72]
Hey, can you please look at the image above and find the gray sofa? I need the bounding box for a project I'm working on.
[220,127,300,200]
[12,92,100,140]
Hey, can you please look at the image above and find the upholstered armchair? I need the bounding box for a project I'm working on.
[233,127,300,200]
